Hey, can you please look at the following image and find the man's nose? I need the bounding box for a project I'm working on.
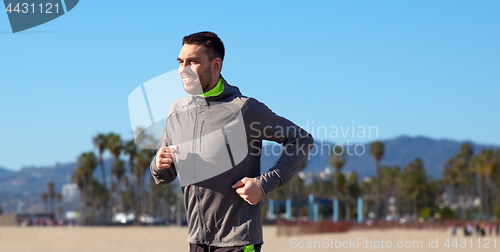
[179,62,192,72]
[179,64,189,75]
[180,65,196,75]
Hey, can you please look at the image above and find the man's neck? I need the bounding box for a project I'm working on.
[203,74,220,92]
[201,76,224,97]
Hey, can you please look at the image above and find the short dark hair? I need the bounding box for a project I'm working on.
[182,31,225,61]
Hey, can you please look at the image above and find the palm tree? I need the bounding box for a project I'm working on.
[472,149,496,216]
[57,193,63,219]
[72,152,98,224]
[124,140,138,216]
[494,149,500,214]
[112,159,126,212]
[330,145,346,201]
[379,166,391,203]
[87,178,108,216]
[134,148,155,216]
[443,159,460,202]
[106,133,123,216]
[359,176,377,216]
[41,193,48,212]
[132,155,145,219]
[106,133,123,176]
[121,177,135,213]
[141,149,155,216]
[124,139,137,174]
[456,144,474,218]
[290,160,307,218]
[93,134,108,188]
[443,144,475,219]
[346,172,361,221]
[370,141,385,219]
[402,158,427,220]
[72,168,86,223]
[106,133,123,160]
[93,133,109,222]
[47,181,56,213]
[379,165,401,218]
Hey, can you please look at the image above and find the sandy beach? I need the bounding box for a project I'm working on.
[1,225,498,252]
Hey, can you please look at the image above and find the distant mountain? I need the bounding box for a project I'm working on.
[0,167,13,175]
[0,160,116,197]
[260,135,498,179]
[0,160,115,213]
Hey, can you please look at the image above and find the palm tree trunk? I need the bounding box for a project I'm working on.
[487,179,495,216]
[295,177,299,218]
[384,186,390,219]
[98,155,109,224]
[375,160,382,219]
[99,156,106,187]
[345,200,350,221]
[334,170,339,200]
[134,176,139,224]
[485,179,490,216]
[493,182,498,217]
[461,186,467,219]
[117,179,122,213]
[82,179,88,225]
[141,174,145,215]
[413,197,418,220]
[478,175,484,214]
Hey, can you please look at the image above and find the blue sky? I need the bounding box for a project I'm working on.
[1,1,499,170]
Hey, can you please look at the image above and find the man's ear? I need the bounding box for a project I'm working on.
[212,58,222,74]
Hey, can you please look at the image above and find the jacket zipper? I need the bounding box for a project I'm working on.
[192,97,207,244]
[195,186,207,244]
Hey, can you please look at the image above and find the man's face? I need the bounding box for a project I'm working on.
[178,44,214,95]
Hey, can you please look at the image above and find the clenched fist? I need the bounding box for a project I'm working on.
[155,146,180,170]
[232,177,265,205]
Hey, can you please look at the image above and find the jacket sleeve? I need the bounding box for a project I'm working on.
[150,121,178,185]
[243,98,314,195]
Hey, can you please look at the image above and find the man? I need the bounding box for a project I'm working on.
[150,31,314,252]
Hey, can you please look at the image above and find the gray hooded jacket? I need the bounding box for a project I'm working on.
[150,78,314,246]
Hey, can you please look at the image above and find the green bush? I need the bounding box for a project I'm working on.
[419,207,431,219]
[436,206,456,220]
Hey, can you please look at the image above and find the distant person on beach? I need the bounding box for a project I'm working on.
[465,224,473,236]
[150,31,314,252]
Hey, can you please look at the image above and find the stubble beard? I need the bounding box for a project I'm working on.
[182,66,211,95]
[199,66,213,93]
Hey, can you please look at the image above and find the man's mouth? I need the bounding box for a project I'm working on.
[182,75,197,84]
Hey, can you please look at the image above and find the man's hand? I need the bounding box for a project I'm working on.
[232,177,264,205]
[155,146,179,170]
